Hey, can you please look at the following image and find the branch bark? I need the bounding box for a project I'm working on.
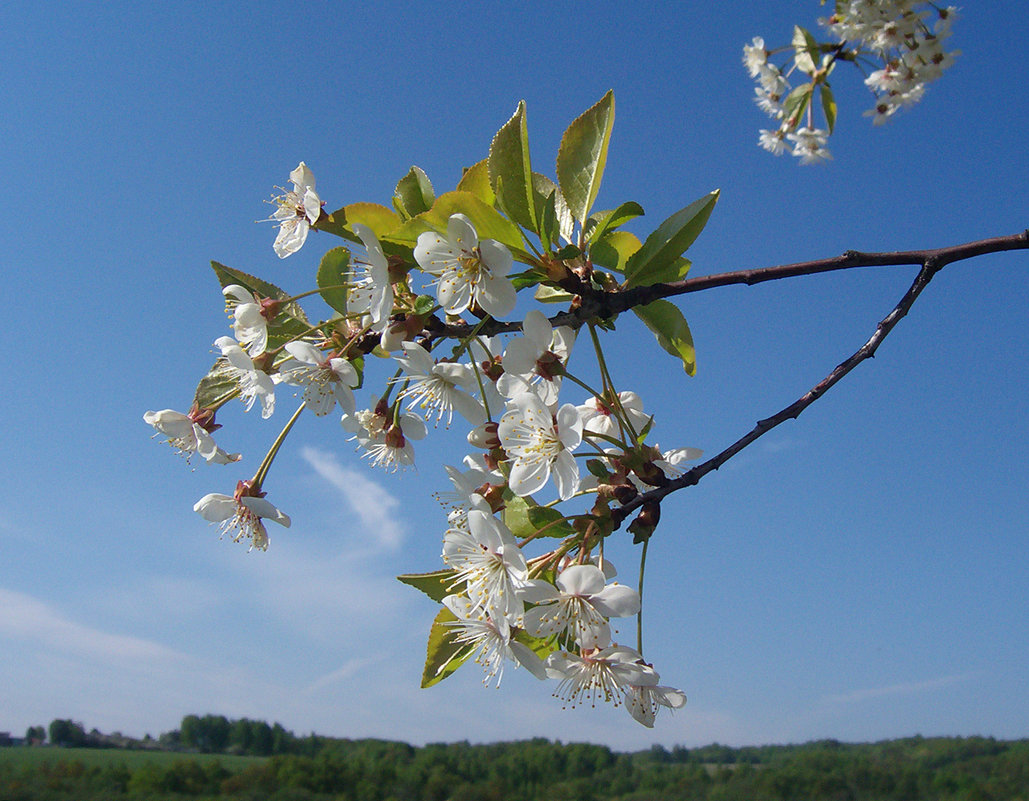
[440,229,1028,339]
[610,230,1028,526]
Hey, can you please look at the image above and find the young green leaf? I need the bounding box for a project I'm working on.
[792,25,819,74]
[456,159,495,205]
[488,100,536,232]
[387,190,527,259]
[782,85,814,129]
[820,84,837,134]
[633,299,697,375]
[394,166,435,219]
[421,607,473,688]
[210,261,310,327]
[557,90,615,226]
[622,191,718,288]
[316,247,350,316]
[585,201,645,244]
[503,495,575,539]
[590,230,642,273]
[397,569,459,603]
[193,360,239,410]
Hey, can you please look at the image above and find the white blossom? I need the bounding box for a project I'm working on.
[545,638,658,710]
[342,408,427,471]
[496,310,575,407]
[522,564,641,648]
[270,162,321,258]
[214,336,276,419]
[441,594,547,686]
[414,213,517,317]
[347,223,394,331]
[443,509,530,618]
[498,391,583,501]
[194,485,290,551]
[625,682,687,728]
[394,342,486,426]
[222,285,269,356]
[278,341,358,417]
[143,408,239,465]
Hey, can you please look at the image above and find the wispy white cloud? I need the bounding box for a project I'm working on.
[300,446,406,552]
[0,587,187,665]
[820,673,973,706]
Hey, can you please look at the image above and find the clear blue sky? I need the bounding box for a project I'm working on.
[1,2,1026,750]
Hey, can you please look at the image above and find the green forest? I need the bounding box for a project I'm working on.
[1,716,1027,800]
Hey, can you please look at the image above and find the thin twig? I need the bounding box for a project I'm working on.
[610,251,956,526]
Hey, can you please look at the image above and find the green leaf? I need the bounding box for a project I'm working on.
[503,495,575,539]
[782,85,813,129]
[413,294,437,316]
[792,25,819,74]
[387,191,528,259]
[534,284,575,304]
[193,360,239,410]
[394,166,435,219]
[584,201,645,244]
[633,299,697,375]
[488,101,536,232]
[316,247,349,316]
[210,261,310,328]
[421,607,473,688]
[590,230,642,273]
[513,629,557,660]
[317,202,401,242]
[820,84,837,134]
[456,159,495,205]
[557,90,615,226]
[622,191,718,289]
[397,569,459,603]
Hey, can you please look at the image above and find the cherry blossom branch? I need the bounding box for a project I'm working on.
[609,234,1026,526]
[587,229,1029,319]
[439,230,1028,339]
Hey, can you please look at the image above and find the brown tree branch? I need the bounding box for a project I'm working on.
[609,233,1026,526]
[439,230,1028,339]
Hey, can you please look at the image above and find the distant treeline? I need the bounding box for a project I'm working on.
[2,717,1027,801]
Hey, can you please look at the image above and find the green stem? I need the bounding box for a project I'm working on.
[637,536,649,655]
[252,402,306,490]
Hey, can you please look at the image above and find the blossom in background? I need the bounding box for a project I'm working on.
[214,336,276,419]
[278,341,358,417]
[143,408,240,465]
[270,162,321,258]
[414,213,516,317]
[193,483,290,551]
[222,285,269,356]
[347,223,394,331]
[522,564,641,648]
[496,310,575,407]
[394,342,486,426]
[498,390,583,501]
[787,127,832,164]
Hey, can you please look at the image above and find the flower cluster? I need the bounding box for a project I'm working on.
[827,1,959,126]
[147,94,715,730]
[745,1,957,162]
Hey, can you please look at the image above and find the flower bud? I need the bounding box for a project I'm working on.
[467,421,500,450]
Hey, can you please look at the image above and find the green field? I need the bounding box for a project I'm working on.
[0,747,262,772]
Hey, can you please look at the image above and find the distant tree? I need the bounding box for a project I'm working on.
[24,725,46,745]
[48,719,86,747]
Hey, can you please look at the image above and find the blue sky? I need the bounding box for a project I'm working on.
[1,2,1026,750]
